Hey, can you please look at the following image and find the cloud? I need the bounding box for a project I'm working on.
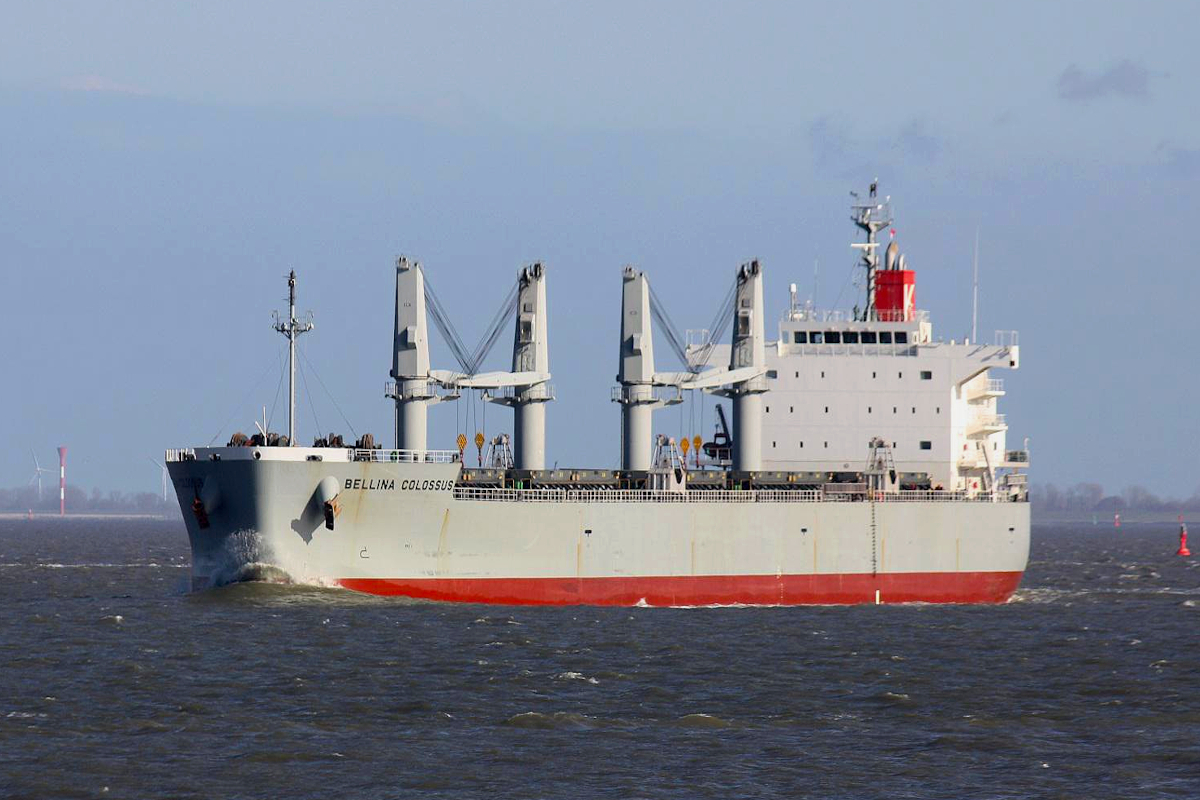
[1155,141,1200,177]
[806,117,853,164]
[1056,60,1150,101]
[806,116,945,174]
[61,75,149,96]
[893,119,942,163]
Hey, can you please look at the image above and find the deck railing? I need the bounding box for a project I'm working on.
[968,414,1007,431]
[351,448,461,463]
[451,486,1012,504]
[164,447,461,463]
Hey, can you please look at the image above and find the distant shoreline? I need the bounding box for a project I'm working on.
[1033,511,1193,525]
[0,512,177,521]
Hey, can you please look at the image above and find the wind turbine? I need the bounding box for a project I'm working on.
[28,450,51,501]
[150,458,169,504]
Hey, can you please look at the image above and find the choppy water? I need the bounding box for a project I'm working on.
[1,517,1197,799]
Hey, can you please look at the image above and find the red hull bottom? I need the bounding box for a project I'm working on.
[339,571,1024,606]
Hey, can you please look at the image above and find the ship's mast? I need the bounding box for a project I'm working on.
[273,270,313,445]
[850,180,892,321]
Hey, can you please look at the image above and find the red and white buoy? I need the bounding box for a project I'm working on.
[1114,512,1121,529]
[1177,516,1191,557]
[57,446,67,516]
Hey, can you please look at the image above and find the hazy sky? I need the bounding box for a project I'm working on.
[2,2,1198,497]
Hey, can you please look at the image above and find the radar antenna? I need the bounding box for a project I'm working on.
[850,180,892,321]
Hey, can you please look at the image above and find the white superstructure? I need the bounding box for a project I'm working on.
[692,182,1026,497]
[696,311,1023,492]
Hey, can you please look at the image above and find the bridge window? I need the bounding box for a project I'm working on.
[824,331,841,344]
[843,331,859,344]
[879,331,893,344]
[862,331,877,343]
[811,332,823,344]
[794,331,807,344]
[895,332,909,344]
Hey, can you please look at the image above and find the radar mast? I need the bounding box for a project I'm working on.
[272,270,314,445]
[850,180,892,321]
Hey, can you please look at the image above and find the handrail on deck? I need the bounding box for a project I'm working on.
[451,486,1013,504]
[351,448,461,463]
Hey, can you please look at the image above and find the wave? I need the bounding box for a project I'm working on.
[675,713,734,729]
[1010,584,1200,604]
[501,711,605,730]
[554,671,600,685]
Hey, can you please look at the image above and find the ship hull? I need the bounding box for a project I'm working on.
[339,571,1023,606]
[169,455,1030,606]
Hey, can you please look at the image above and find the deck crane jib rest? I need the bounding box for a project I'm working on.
[387,256,458,451]
[613,261,768,473]
[720,259,768,473]
[485,263,553,471]
[428,263,554,471]
[613,266,683,471]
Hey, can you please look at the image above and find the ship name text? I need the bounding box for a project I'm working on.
[343,478,454,492]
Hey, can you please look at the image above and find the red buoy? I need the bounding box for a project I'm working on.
[1114,513,1121,529]
[1177,517,1191,557]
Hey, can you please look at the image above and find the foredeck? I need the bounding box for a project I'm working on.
[165,447,461,463]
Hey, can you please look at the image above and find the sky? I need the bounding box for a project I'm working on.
[2,1,1198,497]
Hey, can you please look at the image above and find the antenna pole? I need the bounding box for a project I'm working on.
[273,270,313,445]
[850,180,892,321]
[812,256,819,307]
[288,275,296,444]
[971,227,979,343]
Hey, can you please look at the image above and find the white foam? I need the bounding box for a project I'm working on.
[555,671,600,684]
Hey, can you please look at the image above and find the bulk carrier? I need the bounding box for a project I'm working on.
[167,184,1030,605]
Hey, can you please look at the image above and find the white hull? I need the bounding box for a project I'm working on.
[169,449,1030,605]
